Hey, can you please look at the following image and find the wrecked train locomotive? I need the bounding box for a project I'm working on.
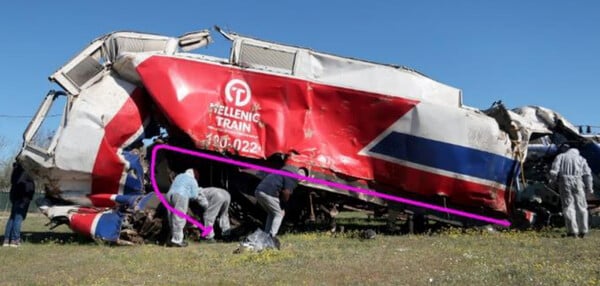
[17,28,599,243]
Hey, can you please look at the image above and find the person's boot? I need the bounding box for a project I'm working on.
[166,240,188,247]
[578,233,586,239]
[203,238,217,244]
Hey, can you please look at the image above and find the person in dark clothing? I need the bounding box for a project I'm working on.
[254,166,299,237]
[3,161,35,247]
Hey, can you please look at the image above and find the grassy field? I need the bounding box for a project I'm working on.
[1,213,599,285]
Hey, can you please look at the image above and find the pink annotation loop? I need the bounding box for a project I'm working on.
[149,144,510,238]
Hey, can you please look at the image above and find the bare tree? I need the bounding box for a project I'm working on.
[0,136,11,190]
[0,135,7,152]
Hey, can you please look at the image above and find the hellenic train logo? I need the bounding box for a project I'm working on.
[225,79,252,107]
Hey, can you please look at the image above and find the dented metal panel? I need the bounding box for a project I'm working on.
[22,28,599,242]
[228,34,463,107]
[21,75,151,206]
[134,54,517,214]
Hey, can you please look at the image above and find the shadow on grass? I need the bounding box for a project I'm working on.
[18,231,95,245]
[281,217,480,237]
[280,218,401,236]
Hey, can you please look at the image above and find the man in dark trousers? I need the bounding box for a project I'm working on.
[3,160,35,247]
[254,166,299,237]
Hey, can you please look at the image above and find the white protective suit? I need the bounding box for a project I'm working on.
[166,169,200,245]
[198,187,231,240]
[550,148,593,236]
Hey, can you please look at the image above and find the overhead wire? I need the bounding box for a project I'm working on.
[0,114,61,119]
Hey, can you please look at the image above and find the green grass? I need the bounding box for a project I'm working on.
[1,213,599,285]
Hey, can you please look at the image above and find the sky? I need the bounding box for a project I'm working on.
[0,0,598,159]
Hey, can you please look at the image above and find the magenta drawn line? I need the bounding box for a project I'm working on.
[150,144,511,230]
[150,146,213,238]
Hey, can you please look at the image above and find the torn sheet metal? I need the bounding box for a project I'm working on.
[22,28,597,236]
[38,193,164,244]
[512,106,580,135]
[20,75,151,206]
[227,33,463,107]
[133,53,518,214]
